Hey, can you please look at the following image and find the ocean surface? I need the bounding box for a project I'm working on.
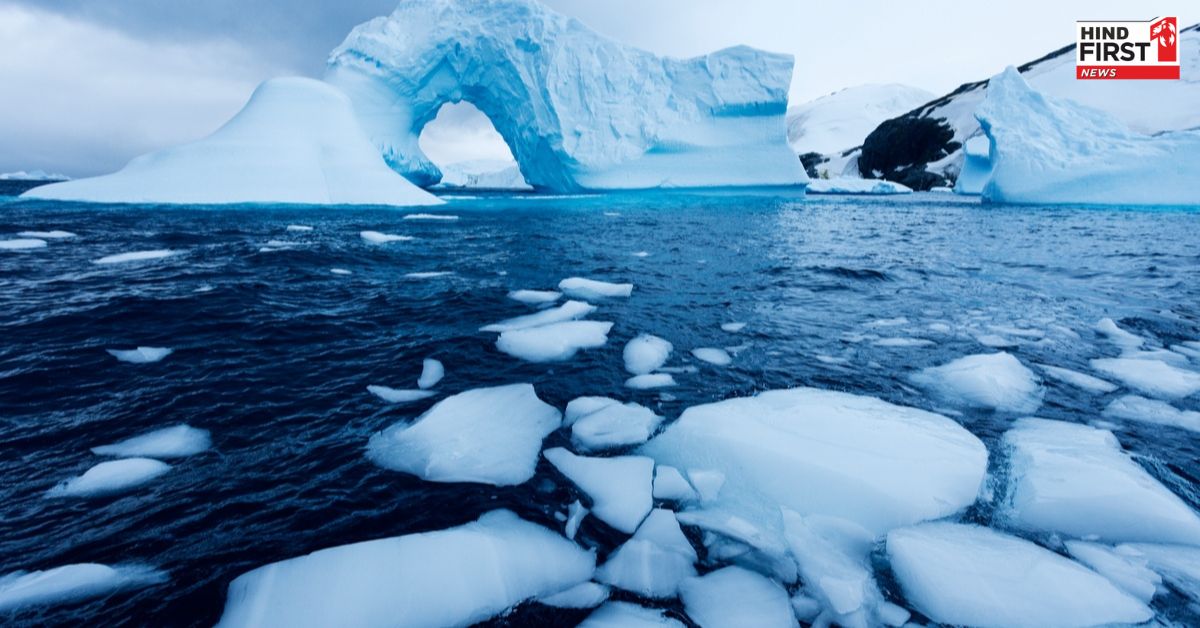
[1,187,1198,626]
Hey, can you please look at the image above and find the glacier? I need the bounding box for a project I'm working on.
[325,0,805,192]
[977,67,1200,206]
[23,78,441,207]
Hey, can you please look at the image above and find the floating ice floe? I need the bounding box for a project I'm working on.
[806,177,912,195]
[17,230,76,239]
[0,238,47,250]
[569,400,663,452]
[538,581,609,608]
[330,268,352,275]
[404,271,452,279]
[1094,317,1145,348]
[1090,357,1200,400]
[403,214,459,221]
[675,510,794,584]
[720,322,746,333]
[481,300,597,332]
[46,458,171,498]
[596,509,696,598]
[285,225,313,232]
[0,563,167,613]
[1119,543,1200,603]
[679,566,794,628]
[623,334,673,375]
[887,523,1152,627]
[543,448,653,534]
[366,386,434,404]
[874,337,936,348]
[559,277,634,300]
[1000,418,1200,545]
[93,250,177,265]
[640,388,988,536]
[507,289,561,305]
[417,358,443,389]
[359,231,412,244]
[216,510,594,628]
[1035,363,1118,394]
[691,347,732,366]
[495,321,613,362]
[107,347,173,364]
[631,251,649,258]
[368,384,558,486]
[565,500,588,540]
[91,425,211,459]
[652,466,698,502]
[578,602,684,628]
[625,374,677,390]
[1102,395,1200,433]
[1065,541,1161,604]
[910,352,1043,413]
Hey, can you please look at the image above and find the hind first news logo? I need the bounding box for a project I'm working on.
[1077,17,1180,79]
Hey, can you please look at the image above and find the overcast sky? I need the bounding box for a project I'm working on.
[0,0,1182,176]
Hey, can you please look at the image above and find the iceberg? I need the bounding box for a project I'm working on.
[578,602,685,628]
[678,566,794,628]
[1103,395,1200,432]
[595,509,697,598]
[910,352,1043,413]
[46,458,171,498]
[480,300,597,332]
[953,135,991,195]
[786,83,934,156]
[977,67,1200,206]
[24,78,441,207]
[1000,418,1200,545]
[367,384,559,486]
[216,510,594,628]
[1090,357,1200,400]
[495,320,612,362]
[623,334,673,375]
[640,388,987,536]
[91,425,211,459]
[570,401,663,452]
[543,448,653,534]
[326,0,805,192]
[416,358,443,389]
[435,159,531,191]
[0,563,166,613]
[106,347,173,364]
[366,385,434,404]
[559,278,634,300]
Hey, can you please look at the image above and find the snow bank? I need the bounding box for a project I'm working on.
[481,300,597,332]
[806,177,912,195]
[910,352,1043,413]
[640,388,987,536]
[978,67,1200,206]
[507,289,560,305]
[107,347,173,364]
[570,401,663,452]
[624,335,673,375]
[0,563,166,613]
[327,0,804,192]
[0,238,46,250]
[578,602,684,628]
[1090,357,1200,400]
[596,509,697,598]
[495,321,612,362]
[559,278,634,300]
[416,358,443,389]
[1035,363,1117,394]
[46,458,171,498]
[93,250,176,265]
[367,384,559,486]
[691,347,732,366]
[91,425,211,459]
[24,78,441,207]
[679,566,794,628]
[366,385,434,404]
[887,523,1152,627]
[543,448,653,534]
[1103,395,1200,432]
[17,230,76,239]
[216,510,594,628]
[1001,418,1200,545]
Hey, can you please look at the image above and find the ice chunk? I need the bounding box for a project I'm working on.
[404,271,452,279]
[571,401,663,452]
[17,230,76,239]
[107,347,172,364]
[1095,318,1145,350]
[46,458,171,498]
[687,469,726,503]
[417,358,443,389]
[910,352,1043,413]
[1035,363,1118,394]
[25,78,440,207]
[887,522,1152,627]
[0,563,166,612]
[403,213,459,221]
[359,231,412,244]
[367,384,560,486]
[286,225,313,232]
[1091,357,1200,400]
[1120,543,1200,603]
[330,268,352,276]
[721,322,747,333]
[623,334,673,375]
[782,510,893,627]
[806,177,912,195]
[565,500,588,540]
[641,388,987,535]
[679,566,794,628]
[559,277,633,300]
[495,321,612,362]
[366,386,434,404]
[675,510,795,584]
[507,290,561,305]
[93,250,176,264]
[596,509,697,598]
[538,581,609,608]
[564,396,620,427]
[91,425,211,459]
[1065,541,1161,603]
[1000,418,1200,545]
[216,510,594,628]
[578,602,685,628]
[481,300,597,332]
[0,238,47,250]
[625,374,677,390]
[691,347,733,366]
[1103,395,1200,432]
[652,466,698,502]
[543,448,653,534]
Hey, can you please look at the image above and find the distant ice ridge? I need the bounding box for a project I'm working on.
[23,78,441,207]
[216,510,594,628]
[326,0,805,192]
[976,67,1200,205]
[0,563,166,612]
[434,159,531,191]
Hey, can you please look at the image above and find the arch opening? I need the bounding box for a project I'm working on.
[417,102,531,191]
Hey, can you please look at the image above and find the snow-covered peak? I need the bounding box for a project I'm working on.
[786,84,934,155]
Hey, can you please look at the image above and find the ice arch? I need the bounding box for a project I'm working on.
[326,0,806,192]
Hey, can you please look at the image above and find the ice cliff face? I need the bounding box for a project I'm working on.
[326,0,806,192]
[978,67,1200,206]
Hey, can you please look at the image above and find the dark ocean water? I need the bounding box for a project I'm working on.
[1,188,1198,626]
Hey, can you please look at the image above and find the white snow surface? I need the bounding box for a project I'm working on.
[805,177,912,195]
[327,0,805,192]
[640,388,987,536]
[910,352,1043,413]
[623,334,673,375]
[495,320,613,362]
[216,510,594,628]
[367,384,559,485]
[0,564,166,613]
[887,522,1152,627]
[543,448,653,534]
[570,401,663,452]
[559,277,634,300]
[1090,357,1200,400]
[595,509,697,598]
[23,78,440,207]
[46,458,171,498]
[786,83,935,155]
[107,347,173,364]
[416,358,444,389]
[679,566,794,628]
[91,425,211,459]
[93,250,177,265]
